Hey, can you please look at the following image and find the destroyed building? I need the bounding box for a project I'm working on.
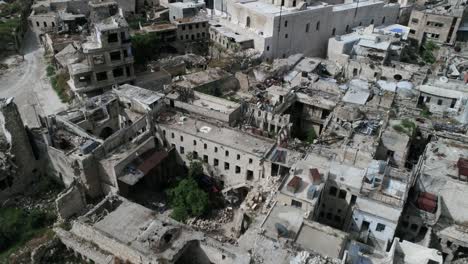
[34,85,178,200]
[67,0,136,98]
[328,24,410,65]
[28,0,89,37]
[408,0,465,46]
[0,98,40,200]
[55,195,251,264]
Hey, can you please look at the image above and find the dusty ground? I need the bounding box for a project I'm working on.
[0,29,66,128]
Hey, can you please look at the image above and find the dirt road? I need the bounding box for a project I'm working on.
[0,29,66,127]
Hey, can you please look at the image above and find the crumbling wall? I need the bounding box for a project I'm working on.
[0,98,38,201]
[248,108,291,135]
[71,221,155,263]
[56,183,87,220]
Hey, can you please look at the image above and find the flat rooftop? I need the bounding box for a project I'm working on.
[191,91,240,114]
[114,84,164,106]
[419,139,468,222]
[295,220,348,259]
[236,0,329,16]
[210,24,253,43]
[261,203,305,239]
[172,68,233,89]
[355,196,402,222]
[158,112,275,157]
[280,153,331,202]
[329,161,365,190]
[141,23,177,32]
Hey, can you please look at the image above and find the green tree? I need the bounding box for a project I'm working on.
[188,160,203,177]
[167,176,209,222]
[131,33,161,67]
[421,40,438,64]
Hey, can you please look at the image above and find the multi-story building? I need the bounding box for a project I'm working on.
[67,1,135,98]
[208,0,400,60]
[408,4,464,46]
[158,112,276,189]
[28,0,89,37]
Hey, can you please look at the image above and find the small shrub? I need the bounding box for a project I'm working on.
[46,65,55,76]
[401,119,415,130]
[420,105,431,118]
[393,125,404,133]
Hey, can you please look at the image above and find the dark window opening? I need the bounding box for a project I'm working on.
[110,51,121,61]
[338,190,347,199]
[247,170,254,180]
[376,223,386,232]
[291,199,302,208]
[108,33,118,43]
[112,68,124,78]
[96,72,108,81]
[450,98,457,108]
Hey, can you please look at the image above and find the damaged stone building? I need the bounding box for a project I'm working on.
[0,98,40,200]
[66,0,136,98]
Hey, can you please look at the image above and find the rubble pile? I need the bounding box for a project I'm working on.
[187,207,234,232]
[290,251,340,264]
[243,189,265,212]
[0,150,16,179]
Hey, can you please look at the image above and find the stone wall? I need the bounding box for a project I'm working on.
[0,98,39,201]
[55,183,87,220]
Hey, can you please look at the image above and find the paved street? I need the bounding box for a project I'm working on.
[0,29,66,127]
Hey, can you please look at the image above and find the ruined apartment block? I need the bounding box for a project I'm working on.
[67,0,135,98]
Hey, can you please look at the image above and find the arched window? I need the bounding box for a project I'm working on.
[305,23,310,33]
[284,20,288,27]
[345,25,349,32]
[332,27,336,36]
[281,0,285,6]
[293,0,296,6]
[246,16,251,28]
[382,16,386,24]
[52,21,55,27]
[43,21,47,27]
[316,21,320,31]
[370,19,374,25]
[36,21,39,27]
